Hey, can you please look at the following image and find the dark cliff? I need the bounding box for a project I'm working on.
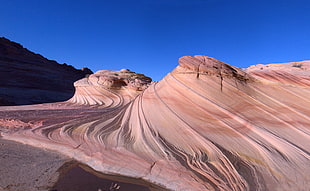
[0,37,92,105]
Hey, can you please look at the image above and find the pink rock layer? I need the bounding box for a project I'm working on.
[68,69,152,106]
[1,55,309,191]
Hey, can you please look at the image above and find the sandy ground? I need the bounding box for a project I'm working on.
[0,138,71,191]
[0,138,150,191]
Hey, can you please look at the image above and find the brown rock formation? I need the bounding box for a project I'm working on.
[0,37,92,106]
[1,55,309,191]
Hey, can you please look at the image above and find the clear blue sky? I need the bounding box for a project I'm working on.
[1,0,310,81]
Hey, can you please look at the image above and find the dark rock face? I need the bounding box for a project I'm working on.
[0,37,92,106]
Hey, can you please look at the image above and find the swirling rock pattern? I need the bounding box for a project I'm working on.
[68,69,152,106]
[1,55,309,191]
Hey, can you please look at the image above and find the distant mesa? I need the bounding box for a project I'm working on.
[0,37,93,106]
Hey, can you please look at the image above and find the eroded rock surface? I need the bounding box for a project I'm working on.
[68,69,152,106]
[1,55,309,191]
[245,60,310,86]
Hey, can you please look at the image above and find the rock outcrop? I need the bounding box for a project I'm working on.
[245,60,310,86]
[68,69,152,106]
[1,55,309,191]
[0,37,92,106]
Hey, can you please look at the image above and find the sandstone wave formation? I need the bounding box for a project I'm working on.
[1,55,310,191]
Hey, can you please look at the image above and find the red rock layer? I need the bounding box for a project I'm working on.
[1,55,309,191]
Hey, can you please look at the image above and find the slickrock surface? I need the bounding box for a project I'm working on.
[0,37,92,106]
[245,60,310,86]
[68,69,152,106]
[1,55,309,191]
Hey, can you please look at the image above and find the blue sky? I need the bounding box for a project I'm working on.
[1,0,310,81]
